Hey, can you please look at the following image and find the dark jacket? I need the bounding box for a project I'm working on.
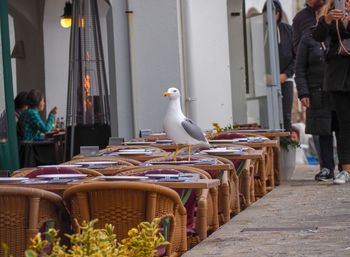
[263,0,294,78]
[296,31,333,135]
[278,22,295,78]
[292,4,317,52]
[313,16,350,92]
[295,31,326,98]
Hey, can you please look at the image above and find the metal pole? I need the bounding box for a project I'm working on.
[0,0,19,171]
[265,0,283,129]
[126,0,138,138]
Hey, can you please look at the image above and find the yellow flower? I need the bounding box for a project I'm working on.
[25,218,168,257]
[212,122,223,133]
[127,228,138,237]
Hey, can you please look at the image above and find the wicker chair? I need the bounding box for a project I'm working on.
[0,187,68,257]
[209,131,274,197]
[211,156,240,216]
[99,146,170,162]
[63,157,136,175]
[71,155,141,165]
[192,142,256,210]
[234,132,274,196]
[63,182,187,257]
[115,165,219,241]
[196,155,241,217]
[146,155,238,224]
[170,144,254,212]
[12,167,103,177]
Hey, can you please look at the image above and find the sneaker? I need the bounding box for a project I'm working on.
[314,168,334,181]
[333,171,350,185]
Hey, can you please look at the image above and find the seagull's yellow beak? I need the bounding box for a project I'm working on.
[163,91,170,97]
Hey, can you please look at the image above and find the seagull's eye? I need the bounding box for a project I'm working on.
[172,90,177,92]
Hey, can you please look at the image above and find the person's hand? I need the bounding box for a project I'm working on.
[346,0,350,14]
[325,9,344,24]
[301,97,310,108]
[280,73,288,84]
[50,106,58,115]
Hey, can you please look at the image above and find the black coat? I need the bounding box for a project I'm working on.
[296,31,333,135]
[278,22,295,78]
[313,16,350,92]
[295,32,326,98]
[292,4,317,52]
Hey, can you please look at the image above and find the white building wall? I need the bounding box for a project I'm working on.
[43,0,70,121]
[109,0,134,139]
[39,0,303,138]
[183,0,233,130]
[126,0,184,134]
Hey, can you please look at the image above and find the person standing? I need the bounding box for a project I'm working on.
[293,0,340,176]
[293,0,326,52]
[313,0,350,184]
[295,28,338,181]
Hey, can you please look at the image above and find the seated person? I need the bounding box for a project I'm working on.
[20,89,57,141]
[14,91,28,139]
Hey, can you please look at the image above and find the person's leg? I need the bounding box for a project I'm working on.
[331,92,350,184]
[281,82,294,132]
[312,135,322,167]
[315,134,335,181]
[318,134,335,171]
[331,111,342,171]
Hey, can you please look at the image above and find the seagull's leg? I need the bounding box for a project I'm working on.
[173,144,179,161]
[188,144,191,161]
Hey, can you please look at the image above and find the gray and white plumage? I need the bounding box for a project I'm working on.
[163,87,208,146]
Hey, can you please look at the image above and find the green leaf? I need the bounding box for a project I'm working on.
[24,250,38,257]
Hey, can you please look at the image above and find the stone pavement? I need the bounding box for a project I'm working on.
[183,165,350,257]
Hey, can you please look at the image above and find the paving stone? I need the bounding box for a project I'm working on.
[183,165,350,257]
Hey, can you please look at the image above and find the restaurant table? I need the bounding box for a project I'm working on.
[73,152,170,162]
[150,143,186,152]
[19,141,58,167]
[118,142,186,152]
[209,140,278,196]
[113,152,169,162]
[204,149,264,160]
[226,130,290,186]
[1,178,220,191]
[216,140,278,148]
[77,145,170,162]
[143,161,234,222]
[227,130,290,138]
[202,149,263,208]
[138,130,288,186]
[144,162,233,173]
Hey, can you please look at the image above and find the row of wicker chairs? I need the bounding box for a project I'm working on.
[0,181,188,257]
[3,132,276,256]
[6,160,242,256]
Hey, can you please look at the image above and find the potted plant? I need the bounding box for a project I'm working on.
[280,129,300,180]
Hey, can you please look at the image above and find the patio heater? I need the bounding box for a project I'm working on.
[65,0,111,159]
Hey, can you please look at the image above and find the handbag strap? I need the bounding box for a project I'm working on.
[336,19,350,55]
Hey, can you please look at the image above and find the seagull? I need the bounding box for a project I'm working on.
[163,87,209,160]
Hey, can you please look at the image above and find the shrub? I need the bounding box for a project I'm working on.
[24,218,168,257]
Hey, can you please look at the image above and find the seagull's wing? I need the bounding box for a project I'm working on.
[181,118,207,142]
